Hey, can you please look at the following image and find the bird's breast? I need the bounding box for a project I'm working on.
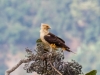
[40,34,50,45]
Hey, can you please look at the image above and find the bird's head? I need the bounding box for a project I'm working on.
[41,23,51,30]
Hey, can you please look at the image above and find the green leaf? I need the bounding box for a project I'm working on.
[85,70,97,75]
[36,39,42,43]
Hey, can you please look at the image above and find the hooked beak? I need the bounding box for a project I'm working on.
[48,26,51,29]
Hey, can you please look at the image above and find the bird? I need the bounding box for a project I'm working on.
[40,23,73,53]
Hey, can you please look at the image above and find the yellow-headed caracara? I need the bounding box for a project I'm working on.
[40,23,73,52]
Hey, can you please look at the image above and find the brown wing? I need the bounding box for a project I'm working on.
[44,33,74,52]
[44,33,68,48]
[48,33,65,43]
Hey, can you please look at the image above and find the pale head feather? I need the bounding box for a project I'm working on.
[41,23,51,30]
[40,23,51,36]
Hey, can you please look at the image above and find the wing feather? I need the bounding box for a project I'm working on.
[44,33,66,47]
[44,32,70,51]
[48,33,65,43]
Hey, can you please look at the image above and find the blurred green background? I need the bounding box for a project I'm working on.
[0,0,100,75]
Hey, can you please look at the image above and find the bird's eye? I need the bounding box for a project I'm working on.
[46,26,48,27]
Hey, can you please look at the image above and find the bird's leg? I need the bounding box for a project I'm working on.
[52,44,57,49]
[50,44,53,52]
[50,44,53,48]
[50,44,57,50]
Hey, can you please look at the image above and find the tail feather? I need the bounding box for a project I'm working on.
[62,43,76,54]
[65,47,76,54]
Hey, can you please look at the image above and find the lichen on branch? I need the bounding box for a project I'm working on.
[23,39,83,75]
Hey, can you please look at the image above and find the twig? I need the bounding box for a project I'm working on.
[5,59,31,75]
[49,61,62,75]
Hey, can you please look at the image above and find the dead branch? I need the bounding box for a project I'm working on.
[49,61,62,75]
[5,58,32,75]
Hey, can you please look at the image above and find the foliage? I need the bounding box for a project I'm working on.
[85,70,97,75]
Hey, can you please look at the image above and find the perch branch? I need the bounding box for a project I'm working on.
[49,61,62,75]
[5,59,31,75]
